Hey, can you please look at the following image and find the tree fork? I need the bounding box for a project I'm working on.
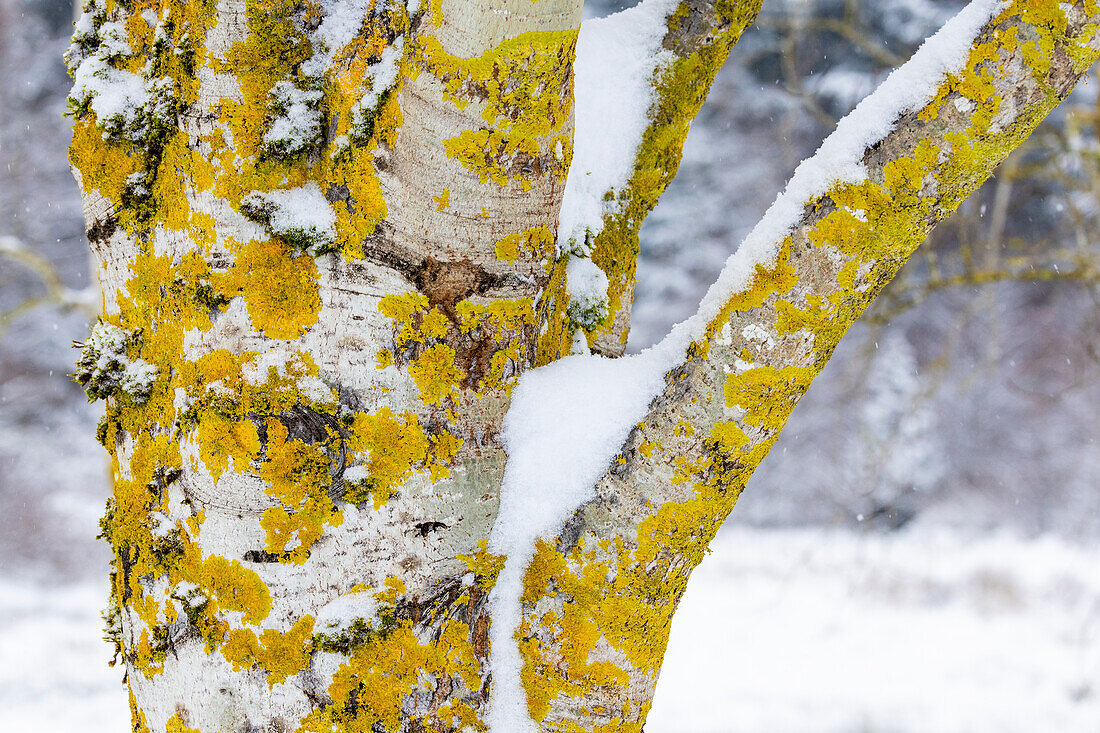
[66,0,1100,732]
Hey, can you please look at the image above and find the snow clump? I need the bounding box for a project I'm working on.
[73,322,158,403]
[349,39,405,143]
[241,183,338,256]
[565,255,611,330]
[262,80,324,158]
[66,0,179,142]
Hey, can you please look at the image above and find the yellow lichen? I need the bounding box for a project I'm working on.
[493,226,556,269]
[458,539,507,591]
[222,615,316,686]
[408,343,465,405]
[344,407,432,507]
[219,237,321,341]
[414,30,577,188]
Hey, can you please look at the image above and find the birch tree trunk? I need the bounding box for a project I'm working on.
[67,0,1100,731]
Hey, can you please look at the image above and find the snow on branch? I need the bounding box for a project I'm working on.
[560,0,763,352]
[558,0,680,253]
[587,0,1100,522]
[555,0,682,335]
[511,0,1012,541]
[491,4,1100,725]
[675,0,1005,346]
[485,5,1100,725]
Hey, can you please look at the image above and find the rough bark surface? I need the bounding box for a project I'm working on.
[66,1,1099,732]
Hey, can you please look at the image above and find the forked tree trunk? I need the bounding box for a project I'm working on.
[67,0,1100,731]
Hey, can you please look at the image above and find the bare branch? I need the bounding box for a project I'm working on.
[0,236,98,332]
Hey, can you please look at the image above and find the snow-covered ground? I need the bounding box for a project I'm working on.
[3,526,1097,732]
[649,528,1100,733]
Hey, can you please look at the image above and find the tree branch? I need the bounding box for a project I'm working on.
[516,2,1100,728]
[559,0,763,355]
[603,0,1100,525]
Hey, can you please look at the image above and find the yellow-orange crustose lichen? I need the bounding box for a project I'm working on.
[414,30,577,189]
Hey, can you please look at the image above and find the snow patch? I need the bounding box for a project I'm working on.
[486,352,671,732]
[119,360,159,401]
[298,0,407,146]
[67,7,178,141]
[300,0,383,78]
[565,255,610,330]
[262,80,323,156]
[350,39,404,139]
[314,590,379,635]
[558,0,678,252]
[74,322,158,402]
[70,55,151,133]
[241,183,337,255]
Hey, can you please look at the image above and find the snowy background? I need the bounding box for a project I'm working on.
[2,0,1099,730]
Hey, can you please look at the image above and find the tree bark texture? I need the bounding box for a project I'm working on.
[66,0,1100,731]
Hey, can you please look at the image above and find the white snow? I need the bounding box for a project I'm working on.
[341,464,371,484]
[84,320,127,357]
[300,0,382,79]
[241,183,337,251]
[486,353,671,732]
[119,359,159,400]
[313,590,379,634]
[562,0,1005,393]
[646,527,1100,733]
[351,39,404,135]
[0,581,128,732]
[263,80,322,155]
[67,12,179,140]
[564,255,610,328]
[77,322,159,400]
[557,0,679,253]
[94,21,131,59]
[297,0,410,144]
[70,54,150,133]
[72,6,96,39]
